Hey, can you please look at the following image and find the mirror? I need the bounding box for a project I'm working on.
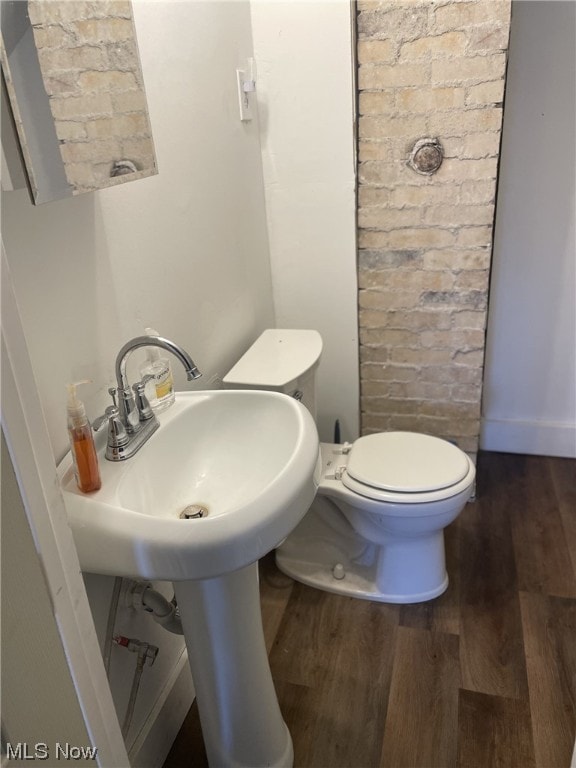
[1,0,157,204]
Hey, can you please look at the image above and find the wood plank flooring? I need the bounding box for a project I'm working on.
[164,452,576,768]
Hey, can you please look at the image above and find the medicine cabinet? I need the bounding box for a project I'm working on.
[1,0,157,204]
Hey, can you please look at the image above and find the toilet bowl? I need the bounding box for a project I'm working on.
[276,434,474,603]
[224,329,475,604]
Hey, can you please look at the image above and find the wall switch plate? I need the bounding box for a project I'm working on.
[236,69,253,121]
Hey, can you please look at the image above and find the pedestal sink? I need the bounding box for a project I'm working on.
[59,390,320,767]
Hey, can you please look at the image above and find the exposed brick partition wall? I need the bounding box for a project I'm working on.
[357,0,511,457]
[28,0,156,195]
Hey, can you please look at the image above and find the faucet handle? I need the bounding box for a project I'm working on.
[93,405,117,432]
[93,414,107,432]
[94,405,129,456]
[133,379,155,421]
[93,403,121,428]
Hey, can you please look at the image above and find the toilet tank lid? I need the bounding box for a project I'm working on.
[223,329,323,388]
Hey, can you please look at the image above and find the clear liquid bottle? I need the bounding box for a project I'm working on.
[141,328,175,412]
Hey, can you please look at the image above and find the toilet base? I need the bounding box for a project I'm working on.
[276,552,448,603]
[275,498,450,604]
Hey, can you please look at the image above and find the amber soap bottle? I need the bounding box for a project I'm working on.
[67,381,101,493]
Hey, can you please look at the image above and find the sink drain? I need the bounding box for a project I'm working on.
[179,504,208,520]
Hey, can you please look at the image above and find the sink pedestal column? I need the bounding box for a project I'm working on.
[174,562,293,768]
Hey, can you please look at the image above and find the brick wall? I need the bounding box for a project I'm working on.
[28,0,156,195]
[357,0,512,457]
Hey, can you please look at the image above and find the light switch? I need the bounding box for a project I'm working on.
[236,68,253,122]
[236,59,256,122]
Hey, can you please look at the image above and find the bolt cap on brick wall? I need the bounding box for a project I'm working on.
[407,137,444,175]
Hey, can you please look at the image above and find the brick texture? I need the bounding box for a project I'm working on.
[357,0,512,457]
[29,0,157,195]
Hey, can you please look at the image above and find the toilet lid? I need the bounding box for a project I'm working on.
[344,432,470,493]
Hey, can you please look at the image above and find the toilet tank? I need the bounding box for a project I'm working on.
[223,329,323,419]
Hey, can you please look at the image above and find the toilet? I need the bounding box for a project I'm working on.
[223,329,475,604]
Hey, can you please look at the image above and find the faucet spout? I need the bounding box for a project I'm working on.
[115,335,202,394]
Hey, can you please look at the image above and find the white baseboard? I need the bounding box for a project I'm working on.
[480,418,576,458]
[128,648,195,768]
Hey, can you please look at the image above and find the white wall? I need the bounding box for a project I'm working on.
[2,0,274,759]
[3,1,274,464]
[482,1,576,458]
[250,0,359,443]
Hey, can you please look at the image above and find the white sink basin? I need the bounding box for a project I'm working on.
[60,390,320,581]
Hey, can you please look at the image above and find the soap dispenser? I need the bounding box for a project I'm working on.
[67,380,101,493]
[140,328,175,412]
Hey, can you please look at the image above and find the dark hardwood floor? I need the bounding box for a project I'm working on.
[164,452,576,768]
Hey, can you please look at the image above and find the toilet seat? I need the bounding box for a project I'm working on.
[341,432,474,505]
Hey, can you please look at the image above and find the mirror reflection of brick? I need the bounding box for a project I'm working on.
[28,0,157,195]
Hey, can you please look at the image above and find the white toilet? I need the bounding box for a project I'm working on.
[224,329,475,604]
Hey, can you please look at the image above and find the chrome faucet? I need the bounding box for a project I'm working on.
[95,335,202,461]
[115,335,201,431]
